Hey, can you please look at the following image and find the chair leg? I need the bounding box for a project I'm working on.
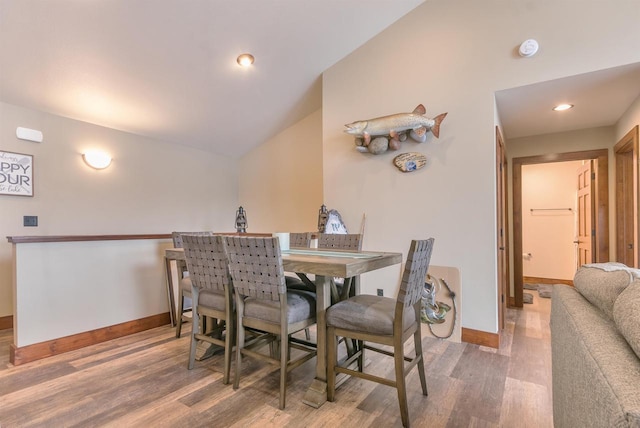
[357,339,365,372]
[187,290,199,370]
[327,326,337,402]
[176,289,185,338]
[223,315,233,385]
[394,339,410,428]
[279,330,289,410]
[234,313,245,390]
[414,323,428,396]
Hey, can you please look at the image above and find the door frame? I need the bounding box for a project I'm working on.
[496,127,509,329]
[614,125,639,267]
[512,149,609,307]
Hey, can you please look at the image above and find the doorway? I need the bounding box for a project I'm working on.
[512,149,609,307]
[521,160,584,283]
[614,125,640,267]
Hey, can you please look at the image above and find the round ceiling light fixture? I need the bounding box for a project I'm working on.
[518,39,539,57]
[236,53,255,67]
[553,103,574,112]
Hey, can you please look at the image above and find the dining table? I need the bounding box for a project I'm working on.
[164,244,402,408]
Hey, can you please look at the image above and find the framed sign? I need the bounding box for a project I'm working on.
[0,150,33,196]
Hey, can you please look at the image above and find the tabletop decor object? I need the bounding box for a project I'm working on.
[393,152,427,172]
[325,209,348,234]
[235,206,248,233]
[317,204,328,232]
[345,104,447,155]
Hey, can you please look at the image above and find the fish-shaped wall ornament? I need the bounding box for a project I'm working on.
[345,104,447,155]
[393,152,427,172]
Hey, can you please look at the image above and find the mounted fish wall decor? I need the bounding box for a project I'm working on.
[344,104,447,155]
[393,152,427,173]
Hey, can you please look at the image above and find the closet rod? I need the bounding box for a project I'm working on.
[530,208,572,212]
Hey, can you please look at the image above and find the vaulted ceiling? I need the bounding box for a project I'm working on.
[0,0,425,157]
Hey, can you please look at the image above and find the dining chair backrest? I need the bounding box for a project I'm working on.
[181,234,231,294]
[290,232,312,248]
[224,236,286,302]
[317,233,362,251]
[396,238,435,309]
[172,231,214,248]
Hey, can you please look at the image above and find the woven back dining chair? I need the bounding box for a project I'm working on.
[318,233,363,302]
[181,234,235,384]
[172,231,215,338]
[285,231,314,340]
[224,236,317,409]
[326,238,435,428]
[285,232,312,289]
[290,232,312,248]
[317,233,362,251]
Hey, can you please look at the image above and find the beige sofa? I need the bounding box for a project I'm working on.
[551,263,640,428]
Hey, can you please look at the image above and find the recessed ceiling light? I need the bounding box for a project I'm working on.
[553,103,574,111]
[236,53,254,67]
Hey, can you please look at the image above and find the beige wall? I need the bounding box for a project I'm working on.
[522,161,583,280]
[239,109,323,233]
[616,92,640,141]
[0,101,239,318]
[320,0,640,333]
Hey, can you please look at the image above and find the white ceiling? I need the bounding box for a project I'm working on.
[496,62,640,140]
[0,0,425,158]
[2,1,639,158]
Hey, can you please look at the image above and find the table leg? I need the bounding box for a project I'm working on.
[302,274,330,408]
[165,257,177,327]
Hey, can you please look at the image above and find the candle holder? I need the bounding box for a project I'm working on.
[317,204,328,233]
[235,206,248,233]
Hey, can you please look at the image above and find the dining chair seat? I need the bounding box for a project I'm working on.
[326,294,415,335]
[180,277,227,309]
[244,290,316,324]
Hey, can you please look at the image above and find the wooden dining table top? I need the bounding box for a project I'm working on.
[165,246,402,277]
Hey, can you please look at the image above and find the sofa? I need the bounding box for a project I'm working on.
[551,263,640,428]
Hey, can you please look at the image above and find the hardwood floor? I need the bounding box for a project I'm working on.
[0,297,553,427]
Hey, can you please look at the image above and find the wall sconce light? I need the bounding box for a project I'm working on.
[82,150,112,169]
[236,53,255,67]
[235,206,248,233]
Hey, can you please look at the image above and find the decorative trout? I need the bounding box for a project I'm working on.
[344,104,447,145]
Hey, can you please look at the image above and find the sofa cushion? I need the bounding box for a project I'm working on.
[614,279,640,360]
[573,263,636,319]
[551,285,640,427]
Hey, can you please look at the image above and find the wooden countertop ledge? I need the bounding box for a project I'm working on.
[7,234,172,244]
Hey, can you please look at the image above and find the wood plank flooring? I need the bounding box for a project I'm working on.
[0,296,553,427]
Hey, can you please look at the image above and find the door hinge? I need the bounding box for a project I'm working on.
[592,229,596,237]
[501,294,505,303]
[592,172,596,180]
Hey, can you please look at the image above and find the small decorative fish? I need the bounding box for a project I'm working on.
[393,152,427,172]
[345,104,447,146]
